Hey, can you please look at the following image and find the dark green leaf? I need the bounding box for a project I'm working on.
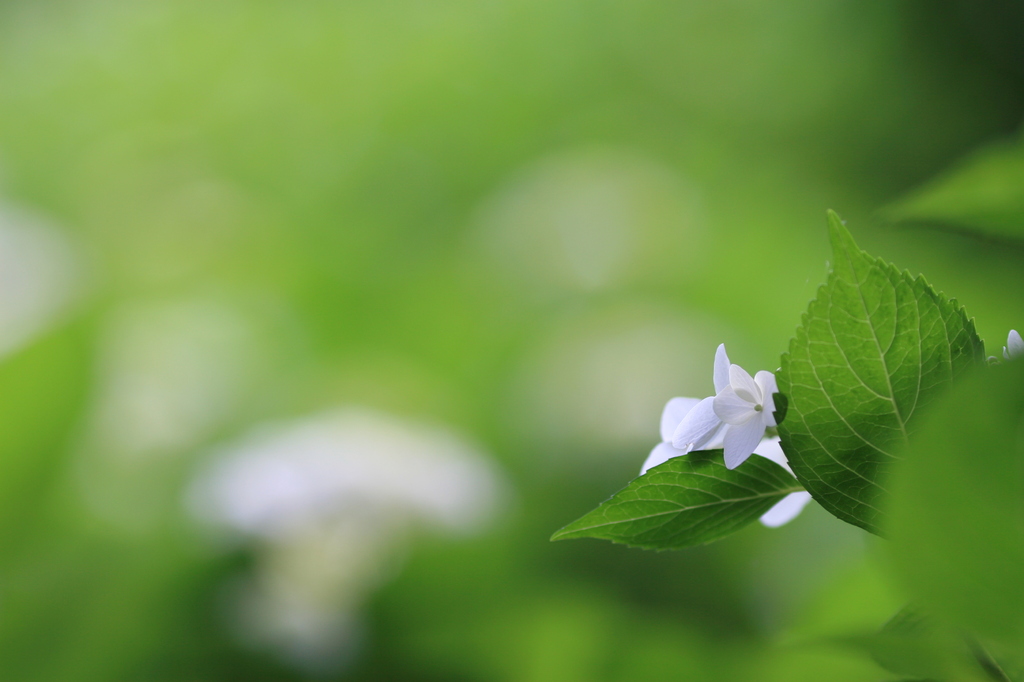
[777,212,985,534]
[550,450,801,550]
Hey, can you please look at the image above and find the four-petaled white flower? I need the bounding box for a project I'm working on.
[639,345,809,527]
[1004,329,1023,361]
[657,344,779,470]
[711,360,779,469]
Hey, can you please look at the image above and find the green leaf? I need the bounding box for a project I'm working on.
[863,605,991,681]
[882,137,1024,243]
[550,450,801,550]
[886,360,1024,650]
[777,212,985,534]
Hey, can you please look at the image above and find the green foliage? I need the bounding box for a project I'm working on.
[551,450,801,550]
[0,319,93,552]
[883,137,1024,243]
[776,212,985,534]
[855,605,994,681]
[887,360,1024,649]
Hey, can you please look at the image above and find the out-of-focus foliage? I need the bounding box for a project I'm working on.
[884,136,1024,243]
[0,0,1020,679]
[888,361,1024,649]
[846,605,995,681]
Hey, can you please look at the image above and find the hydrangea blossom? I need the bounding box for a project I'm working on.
[1004,329,1023,360]
[657,344,779,470]
[639,345,808,526]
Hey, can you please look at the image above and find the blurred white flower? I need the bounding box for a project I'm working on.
[1004,329,1023,360]
[187,408,506,672]
[90,298,255,460]
[0,205,83,357]
[190,408,502,538]
[750,437,813,528]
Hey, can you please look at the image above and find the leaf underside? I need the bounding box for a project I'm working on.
[776,212,985,534]
[551,450,800,550]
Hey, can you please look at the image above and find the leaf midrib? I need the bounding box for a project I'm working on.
[556,486,805,535]
[837,242,911,444]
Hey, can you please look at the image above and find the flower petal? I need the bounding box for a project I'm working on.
[759,491,812,528]
[641,442,686,475]
[1007,329,1024,359]
[713,386,757,425]
[713,344,731,393]
[752,436,792,475]
[729,364,760,403]
[671,396,721,450]
[754,370,778,426]
[722,415,766,469]
[700,421,729,450]
[660,397,701,443]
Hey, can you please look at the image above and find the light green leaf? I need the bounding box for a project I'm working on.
[882,137,1024,243]
[550,450,801,550]
[777,212,985,534]
[887,360,1024,650]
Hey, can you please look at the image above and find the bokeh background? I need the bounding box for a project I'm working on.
[0,1,1023,680]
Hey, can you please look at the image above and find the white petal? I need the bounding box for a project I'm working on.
[759,491,812,528]
[722,416,766,469]
[729,364,760,403]
[713,344,731,393]
[713,386,758,425]
[641,442,685,475]
[660,397,701,443]
[752,436,792,475]
[1008,330,1024,359]
[701,421,729,450]
[672,396,721,450]
[754,370,778,426]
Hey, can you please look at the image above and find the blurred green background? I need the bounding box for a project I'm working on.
[0,1,1022,680]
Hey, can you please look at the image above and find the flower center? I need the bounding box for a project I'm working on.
[754,404,762,412]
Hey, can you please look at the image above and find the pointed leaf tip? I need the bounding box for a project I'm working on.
[826,210,863,280]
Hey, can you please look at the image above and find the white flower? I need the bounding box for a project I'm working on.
[642,343,779,472]
[711,361,779,469]
[187,408,506,671]
[1004,329,1023,360]
[640,396,713,474]
[751,437,813,528]
[665,344,732,454]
